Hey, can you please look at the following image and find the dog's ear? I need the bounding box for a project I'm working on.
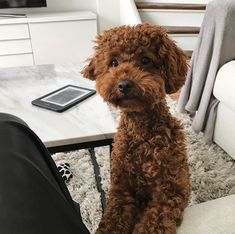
[158,34,188,94]
[82,58,96,80]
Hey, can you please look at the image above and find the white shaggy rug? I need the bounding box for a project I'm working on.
[52,97,235,234]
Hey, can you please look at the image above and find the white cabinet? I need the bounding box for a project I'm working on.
[0,11,97,68]
[0,20,33,67]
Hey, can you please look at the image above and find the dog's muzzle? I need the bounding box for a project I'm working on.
[118,80,134,94]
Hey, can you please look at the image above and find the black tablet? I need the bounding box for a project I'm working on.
[32,85,96,112]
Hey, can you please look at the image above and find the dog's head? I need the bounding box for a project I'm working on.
[82,24,188,112]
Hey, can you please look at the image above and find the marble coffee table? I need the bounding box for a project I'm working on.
[0,63,117,211]
[0,63,117,153]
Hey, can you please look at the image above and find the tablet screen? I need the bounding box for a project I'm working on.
[42,86,90,106]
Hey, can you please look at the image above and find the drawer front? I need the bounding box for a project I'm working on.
[0,39,32,55]
[0,24,30,40]
[0,53,34,68]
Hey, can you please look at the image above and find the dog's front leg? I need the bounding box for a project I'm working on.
[133,187,189,234]
[95,186,137,234]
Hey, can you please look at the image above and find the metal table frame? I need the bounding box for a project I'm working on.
[47,138,113,213]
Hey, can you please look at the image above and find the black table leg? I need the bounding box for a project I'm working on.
[47,139,114,214]
[88,148,106,214]
[109,143,113,156]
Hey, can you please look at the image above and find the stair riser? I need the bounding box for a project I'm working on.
[170,34,198,51]
[139,10,204,27]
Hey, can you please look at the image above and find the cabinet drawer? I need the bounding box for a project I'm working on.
[0,39,32,55]
[0,24,30,40]
[0,53,34,68]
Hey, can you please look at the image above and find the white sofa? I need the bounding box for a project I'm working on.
[213,60,235,160]
[177,194,235,234]
[176,61,235,234]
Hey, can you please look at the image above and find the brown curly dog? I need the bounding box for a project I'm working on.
[82,24,191,234]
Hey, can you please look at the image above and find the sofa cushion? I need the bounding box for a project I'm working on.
[177,195,235,234]
[213,60,235,111]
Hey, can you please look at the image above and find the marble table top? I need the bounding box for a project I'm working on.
[0,64,117,148]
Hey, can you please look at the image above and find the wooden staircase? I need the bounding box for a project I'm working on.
[136,2,207,58]
[165,26,200,58]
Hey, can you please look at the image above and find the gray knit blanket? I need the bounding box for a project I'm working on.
[177,0,235,143]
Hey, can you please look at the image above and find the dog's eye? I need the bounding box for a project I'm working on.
[110,58,119,67]
[140,56,151,65]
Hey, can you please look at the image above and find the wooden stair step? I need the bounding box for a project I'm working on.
[165,26,200,34]
[136,2,206,11]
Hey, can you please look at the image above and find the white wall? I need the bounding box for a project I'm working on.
[0,0,121,32]
[120,0,141,25]
[135,0,211,3]
[0,0,97,14]
[96,0,120,32]
[0,0,211,32]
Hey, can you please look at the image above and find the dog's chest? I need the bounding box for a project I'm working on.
[114,114,178,192]
[123,139,163,190]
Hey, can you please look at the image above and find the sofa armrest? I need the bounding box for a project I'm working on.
[213,60,235,111]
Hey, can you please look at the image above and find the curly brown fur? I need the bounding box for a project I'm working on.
[82,24,191,234]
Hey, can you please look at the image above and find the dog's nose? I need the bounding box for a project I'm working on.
[118,80,133,94]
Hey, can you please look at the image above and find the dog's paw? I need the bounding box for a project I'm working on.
[57,162,73,183]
